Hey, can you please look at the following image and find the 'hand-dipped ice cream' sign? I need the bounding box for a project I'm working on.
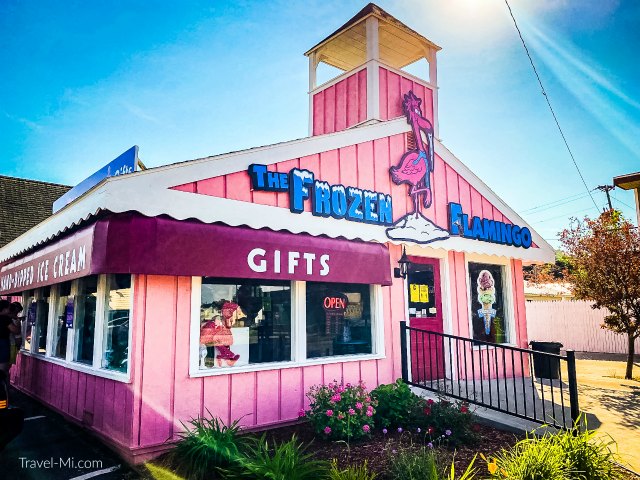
[476,270,497,335]
[248,164,394,225]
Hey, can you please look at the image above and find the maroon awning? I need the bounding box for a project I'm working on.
[1,213,392,294]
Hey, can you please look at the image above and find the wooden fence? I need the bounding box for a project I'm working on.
[526,300,640,354]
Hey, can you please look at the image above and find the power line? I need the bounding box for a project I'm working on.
[530,206,603,224]
[611,194,636,210]
[504,0,600,212]
[522,192,589,215]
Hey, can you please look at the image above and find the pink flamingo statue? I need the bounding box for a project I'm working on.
[389,91,435,216]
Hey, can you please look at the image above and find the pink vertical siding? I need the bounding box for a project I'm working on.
[172,276,202,440]
[10,354,135,448]
[312,69,367,135]
[379,67,434,124]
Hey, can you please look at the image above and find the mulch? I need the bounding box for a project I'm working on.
[264,421,523,478]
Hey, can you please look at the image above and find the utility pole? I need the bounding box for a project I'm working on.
[596,185,614,211]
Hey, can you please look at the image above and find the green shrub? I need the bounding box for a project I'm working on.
[371,379,423,429]
[304,381,376,441]
[173,415,253,480]
[444,454,478,480]
[486,423,623,480]
[418,398,479,447]
[227,434,329,480]
[388,446,440,480]
[552,425,623,480]
[485,434,573,480]
[329,460,377,480]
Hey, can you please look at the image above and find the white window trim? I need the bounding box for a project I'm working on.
[464,254,516,349]
[18,274,134,383]
[189,276,385,378]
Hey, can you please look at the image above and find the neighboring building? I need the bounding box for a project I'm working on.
[0,4,553,463]
[0,175,70,247]
[524,281,573,301]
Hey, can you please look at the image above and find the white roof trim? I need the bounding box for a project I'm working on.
[0,118,554,264]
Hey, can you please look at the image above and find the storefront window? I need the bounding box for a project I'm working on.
[34,286,51,354]
[306,282,372,358]
[52,281,72,359]
[102,274,131,372]
[22,291,35,351]
[199,278,291,369]
[74,275,98,365]
[468,263,508,343]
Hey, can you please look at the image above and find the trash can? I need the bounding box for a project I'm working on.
[529,341,563,379]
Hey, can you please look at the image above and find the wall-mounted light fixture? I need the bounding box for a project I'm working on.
[394,246,410,279]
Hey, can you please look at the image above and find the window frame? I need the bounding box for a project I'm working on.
[18,274,134,383]
[189,277,385,377]
[464,254,516,347]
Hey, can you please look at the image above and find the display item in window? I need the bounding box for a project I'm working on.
[199,301,246,367]
[476,270,497,335]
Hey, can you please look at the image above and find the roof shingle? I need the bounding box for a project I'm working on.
[0,175,71,248]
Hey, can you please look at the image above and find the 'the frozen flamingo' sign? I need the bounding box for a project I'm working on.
[386,91,449,244]
[248,164,393,225]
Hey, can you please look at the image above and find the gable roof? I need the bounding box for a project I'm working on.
[0,118,555,265]
[0,175,70,248]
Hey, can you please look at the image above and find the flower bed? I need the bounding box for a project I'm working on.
[151,380,634,480]
[264,420,518,477]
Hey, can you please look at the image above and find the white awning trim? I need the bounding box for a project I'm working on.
[0,118,555,264]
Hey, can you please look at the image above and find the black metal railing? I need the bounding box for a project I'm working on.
[400,321,580,429]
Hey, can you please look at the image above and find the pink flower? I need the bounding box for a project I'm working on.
[366,410,373,417]
[338,413,345,420]
[365,396,371,402]
[362,424,370,433]
[356,402,363,410]
[346,382,352,388]
[348,408,356,415]
[298,409,306,418]
[331,394,342,402]
[427,399,434,406]
[324,426,331,435]
[326,409,334,417]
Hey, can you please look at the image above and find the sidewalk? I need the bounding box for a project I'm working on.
[0,388,140,480]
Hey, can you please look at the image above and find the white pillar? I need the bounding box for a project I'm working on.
[366,16,380,121]
[308,51,318,136]
[635,187,640,227]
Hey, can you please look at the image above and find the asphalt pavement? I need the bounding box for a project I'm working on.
[0,387,141,479]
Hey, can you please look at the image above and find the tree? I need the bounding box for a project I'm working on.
[560,210,640,379]
[524,250,573,284]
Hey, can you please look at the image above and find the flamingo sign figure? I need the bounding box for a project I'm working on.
[386,91,449,244]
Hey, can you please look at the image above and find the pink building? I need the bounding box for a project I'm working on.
[0,4,553,464]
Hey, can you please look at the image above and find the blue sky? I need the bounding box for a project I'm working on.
[1,0,639,247]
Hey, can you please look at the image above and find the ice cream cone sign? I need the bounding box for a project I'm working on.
[476,270,497,335]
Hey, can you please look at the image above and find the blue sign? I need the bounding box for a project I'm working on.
[448,202,532,248]
[53,146,138,213]
[248,164,393,226]
[27,302,37,326]
[65,296,75,328]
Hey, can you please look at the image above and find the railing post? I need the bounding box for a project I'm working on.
[400,321,409,383]
[566,350,580,426]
